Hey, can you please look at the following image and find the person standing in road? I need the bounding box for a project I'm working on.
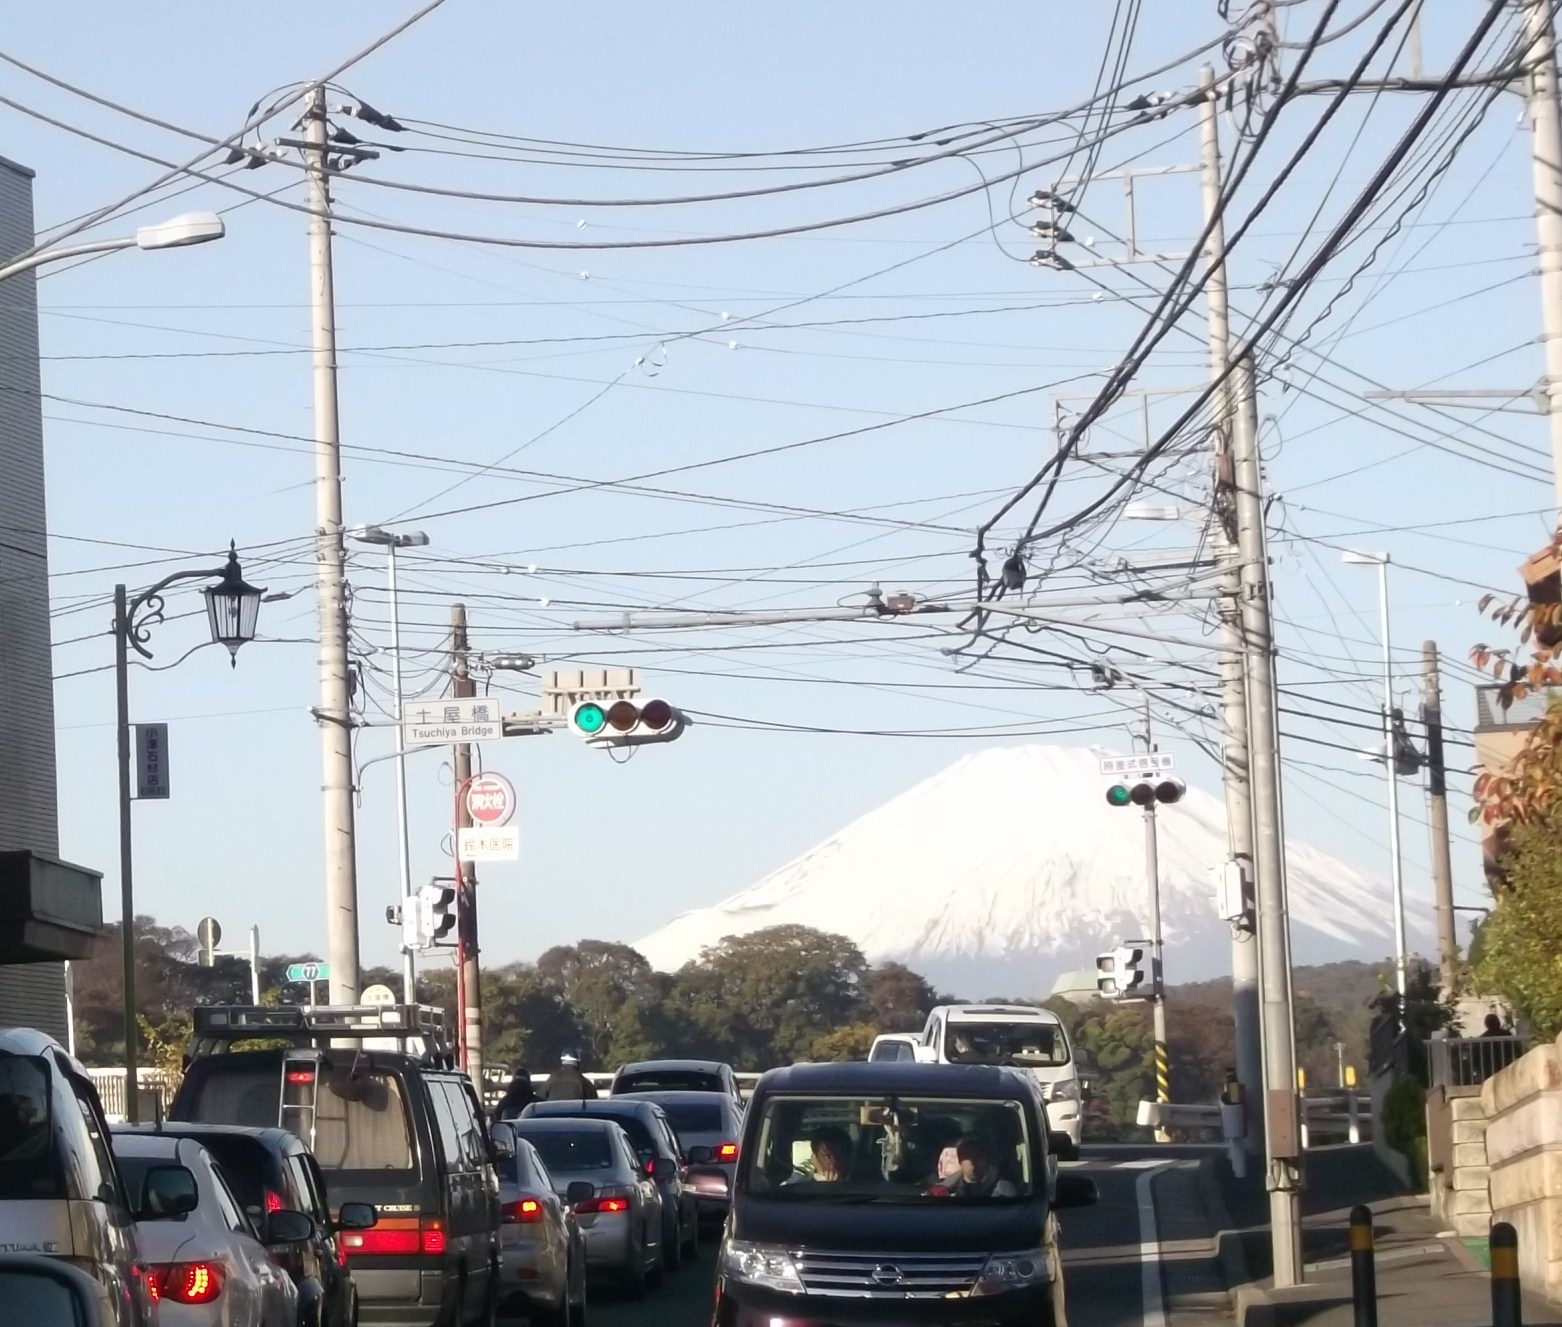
[541,1052,598,1101]
[495,1064,537,1119]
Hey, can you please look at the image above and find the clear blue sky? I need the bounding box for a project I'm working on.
[0,2,1538,972]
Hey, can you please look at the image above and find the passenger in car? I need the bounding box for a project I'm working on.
[784,1127,853,1184]
[947,1136,1017,1198]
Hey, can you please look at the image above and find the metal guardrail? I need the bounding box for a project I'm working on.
[1430,1036,1525,1090]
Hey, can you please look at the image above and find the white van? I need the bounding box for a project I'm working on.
[867,1005,1083,1143]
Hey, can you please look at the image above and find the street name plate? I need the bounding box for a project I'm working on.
[401,696,503,746]
[458,826,519,862]
[1098,752,1175,776]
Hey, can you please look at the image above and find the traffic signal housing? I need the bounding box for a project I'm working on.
[409,881,456,949]
[1105,775,1186,808]
[568,697,686,747]
[1096,945,1148,999]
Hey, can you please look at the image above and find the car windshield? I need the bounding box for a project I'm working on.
[942,1021,1070,1067]
[660,1102,724,1134]
[745,1095,1032,1202]
[519,1130,614,1174]
[617,1070,722,1094]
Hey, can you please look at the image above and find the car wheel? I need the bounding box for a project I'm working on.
[681,1209,699,1262]
[621,1236,648,1301]
[477,1267,498,1327]
[570,1259,588,1327]
[647,1232,665,1292]
[662,1217,682,1273]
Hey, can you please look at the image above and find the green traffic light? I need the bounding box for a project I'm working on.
[1105,784,1132,807]
[574,702,607,735]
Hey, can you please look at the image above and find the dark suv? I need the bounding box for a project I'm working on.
[715,1061,1095,1327]
[169,1003,500,1327]
[521,1098,698,1267]
[127,1123,371,1327]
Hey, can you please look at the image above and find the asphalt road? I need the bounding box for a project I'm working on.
[585,1144,1226,1327]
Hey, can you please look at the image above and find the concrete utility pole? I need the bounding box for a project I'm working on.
[1422,641,1459,993]
[451,603,483,1085]
[1199,63,1264,1144]
[1525,0,1562,521]
[305,84,360,1004]
[1139,701,1171,1141]
[1232,354,1304,1287]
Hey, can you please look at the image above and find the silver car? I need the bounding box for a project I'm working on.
[488,1125,587,1327]
[611,1090,743,1221]
[507,1118,663,1299]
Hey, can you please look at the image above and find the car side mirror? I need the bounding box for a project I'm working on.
[489,1130,515,1160]
[265,1209,316,1246]
[687,1145,714,1165]
[913,1045,938,1064]
[565,1181,595,1208]
[336,1202,377,1232]
[136,1165,199,1219]
[1049,1131,1080,1162]
[1054,1172,1098,1209]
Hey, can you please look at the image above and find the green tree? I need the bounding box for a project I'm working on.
[1476,803,1562,1036]
[808,1023,877,1061]
[862,963,939,1032]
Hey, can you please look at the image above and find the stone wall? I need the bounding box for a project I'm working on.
[1484,1036,1562,1300]
[1429,1089,1492,1237]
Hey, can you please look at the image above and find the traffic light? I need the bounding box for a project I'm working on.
[568,698,685,747]
[1096,945,1147,999]
[411,881,456,949]
[1104,775,1186,808]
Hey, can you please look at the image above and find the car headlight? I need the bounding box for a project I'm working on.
[972,1248,1054,1296]
[720,1240,804,1294]
[1050,1078,1081,1102]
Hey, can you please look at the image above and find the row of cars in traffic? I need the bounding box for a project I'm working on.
[0,1005,748,1327]
[3,999,1093,1327]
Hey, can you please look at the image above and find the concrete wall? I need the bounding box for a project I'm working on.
[1430,1090,1492,1237]
[0,156,66,1042]
[1484,1037,1562,1300]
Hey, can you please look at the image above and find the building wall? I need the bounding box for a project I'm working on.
[0,155,67,1042]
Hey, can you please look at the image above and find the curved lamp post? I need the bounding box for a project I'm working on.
[0,212,225,282]
[116,542,262,1121]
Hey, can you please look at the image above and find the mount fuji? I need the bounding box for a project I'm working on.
[634,745,1403,996]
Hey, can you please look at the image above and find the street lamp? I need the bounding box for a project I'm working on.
[1342,549,1408,1007]
[348,525,428,1003]
[0,212,225,282]
[115,542,262,1122]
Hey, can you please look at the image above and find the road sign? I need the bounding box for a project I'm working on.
[401,696,503,747]
[464,773,516,828]
[543,667,641,717]
[1099,752,1175,777]
[135,723,170,800]
[362,984,396,1006]
[457,826,519,862]
[286,961,330,983]
[196,917,221,950]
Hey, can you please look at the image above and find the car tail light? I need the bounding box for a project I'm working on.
[342,1229,420,1256]
[502,1197,545,1224]
[644,1157,655,1176]
[147,1262,225,1305]
[575,1196,629,1214]
[264,1190,284,1214]
[718,1143,739,1161]
[285,1070,315,1085]
[421,1220,447,1255]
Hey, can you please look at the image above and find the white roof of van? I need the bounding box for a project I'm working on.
[937,1004,1062,1023]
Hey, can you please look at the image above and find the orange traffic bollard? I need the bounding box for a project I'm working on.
[1492,1222,1521,1327]
[1350,1205,1377,1327]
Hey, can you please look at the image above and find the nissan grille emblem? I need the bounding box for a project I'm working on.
[870,1264,904,1287]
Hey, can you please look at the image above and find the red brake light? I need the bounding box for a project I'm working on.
[421,1221,448,1255]
[502,1197,545,1224]
[718,1143,739,1161]
[576,1196,629,1214]
[264,1190,284,1214]
[285,1070,315,1085]
[644,1157,655,1176]
[342,1229,419,1256]
[148,1262,225,1305]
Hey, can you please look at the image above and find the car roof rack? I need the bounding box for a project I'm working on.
[188,1003,456,1069]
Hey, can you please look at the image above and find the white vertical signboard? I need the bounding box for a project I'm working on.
[135,723,170,800]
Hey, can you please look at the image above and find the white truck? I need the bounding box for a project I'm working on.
[867,1003,1084,1144]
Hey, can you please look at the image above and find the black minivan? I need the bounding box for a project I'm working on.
[715,1061,1095,1327]
[169,1004,499,1327]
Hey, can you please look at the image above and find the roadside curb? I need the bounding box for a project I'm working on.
[1196,1152,1255,1312]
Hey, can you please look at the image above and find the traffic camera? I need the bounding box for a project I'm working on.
[1095,945,1148,999]
[568,697,686,747]
[1104,775,1186,808]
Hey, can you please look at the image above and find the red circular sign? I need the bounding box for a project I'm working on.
[465,773,516,828]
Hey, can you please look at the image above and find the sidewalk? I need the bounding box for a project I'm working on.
[1216,1146,1561,1327]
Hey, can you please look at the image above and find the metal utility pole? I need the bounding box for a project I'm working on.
[1423,641,1459,993]
[113,583,139,1124]
[1232,354,1304,1287]
[1199,63,1264,1142]
[306,84,361,1005]
[451,603,484,1085]
[1525,0,1562,520]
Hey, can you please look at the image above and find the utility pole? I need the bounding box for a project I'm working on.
[1232,353,1304,1287]
[306,84,360,1005]
[451,603,484,1086]
[1525,0,1562,520]
[1200,63,1264,1145]
[1423,641,1459,993]
[1139,701,1170,1142]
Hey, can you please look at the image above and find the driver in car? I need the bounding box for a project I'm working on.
[783,1127,853,1184]
[945,1135,1017,1198]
